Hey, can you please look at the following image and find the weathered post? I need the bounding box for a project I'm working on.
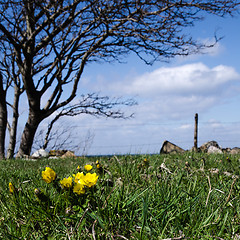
[194,113,198,152]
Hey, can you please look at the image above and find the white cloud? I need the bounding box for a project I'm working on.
[206,119,223,129]
[94,62,239,120]
[120,63,240,97]
[82,62,240,123]
[178,124,193,130]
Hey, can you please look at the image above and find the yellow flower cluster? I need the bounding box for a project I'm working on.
[41,164,98,195]
[73,172,98,195]
[8,163,99,201]
[42,167,57,183]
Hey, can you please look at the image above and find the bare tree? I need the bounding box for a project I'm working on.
[0,0,239,157]
[0,72,7,159]
[6,82,23,159]
[32,122,80,153]
[41,93,136,150]
[33,122,95,156]
[0,38,24,159]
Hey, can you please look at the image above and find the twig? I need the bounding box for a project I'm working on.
[66,228,71,240]
[206,175,212,207]
[110,233,114,240]
[21,180,31,184]
[75,208,89,233]
[92,219,97,240]
[226,178,237,204]
[160,163,172,174]
[114,155,121,163]
[114,235,129,239]
[161,236,187,240]
[102,185,118,209]
[161,236,226,240]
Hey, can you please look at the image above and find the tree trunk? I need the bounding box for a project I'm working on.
[0,75,7,159]
[16,109,42,157]
[7,85,21,159]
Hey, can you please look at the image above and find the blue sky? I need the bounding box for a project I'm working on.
[37,13,240,155]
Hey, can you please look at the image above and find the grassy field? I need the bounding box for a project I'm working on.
[0,153,239,239]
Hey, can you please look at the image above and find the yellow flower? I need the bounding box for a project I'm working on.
[73,172,85,184]
[82,173,98,188]
[84,164,93,171]
[60,177,73,189]
[143,158,149,166]
[77,165,80,170]
[42,167,56,183]
[73,183,85,195]
[95,160,101,168]
[9,182,15,193]
[73,172,98,189]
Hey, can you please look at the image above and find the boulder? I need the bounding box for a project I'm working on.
[199,141,221,153]
[32,148,49,158]
[61,150,76,158]
[207,146,223,154]
[229,147,240,154]
[160,140,185,154]
[222,148,231,153]
[49,149,67,156]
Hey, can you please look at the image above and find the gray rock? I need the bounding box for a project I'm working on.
[160,140,185,154]
[229,147,240,154]
[32,148,49,158]
[207,146,223,154]
[199,141,221,153]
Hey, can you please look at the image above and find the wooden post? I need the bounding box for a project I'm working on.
[194,113,198,152]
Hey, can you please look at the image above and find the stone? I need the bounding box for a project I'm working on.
[61,150,76,158]
[49,149,67,156]
[229,147,240,154]
[199,141,221,153]
[32,148,49,158]
[222,148,231,153]
[207,146,223,154]
[160,140,185,154]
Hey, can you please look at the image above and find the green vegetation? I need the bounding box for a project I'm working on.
[0,153,240,239]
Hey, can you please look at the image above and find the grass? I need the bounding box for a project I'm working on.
[0,153,239,239]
